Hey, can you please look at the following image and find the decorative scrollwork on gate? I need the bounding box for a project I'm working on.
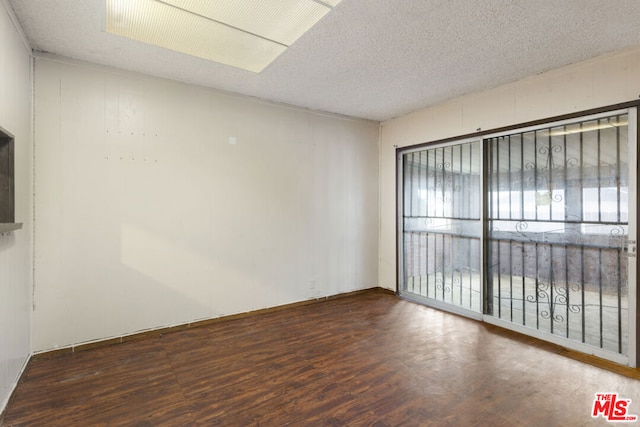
[608,226,626,249]
[435,274,452,293]
[520,143,579,205]
[526,279,582,324]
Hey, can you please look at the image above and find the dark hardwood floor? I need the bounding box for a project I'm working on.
[2,289,640,426]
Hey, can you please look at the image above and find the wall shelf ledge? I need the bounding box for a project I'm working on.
[0,223,22,233]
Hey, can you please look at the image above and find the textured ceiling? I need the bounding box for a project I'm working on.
[7,0,640,121]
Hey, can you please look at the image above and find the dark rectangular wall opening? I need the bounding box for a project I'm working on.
[0,128,15,223]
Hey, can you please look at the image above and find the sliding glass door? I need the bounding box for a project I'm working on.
[398,108,637,365]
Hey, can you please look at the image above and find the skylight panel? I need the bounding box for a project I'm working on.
[105,0,341,72]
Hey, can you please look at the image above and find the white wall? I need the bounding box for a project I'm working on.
[32,56,379,352]
[0,0,32,413]
[379,46,640,291]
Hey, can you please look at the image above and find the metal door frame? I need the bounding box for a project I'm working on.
[396,137,483,320]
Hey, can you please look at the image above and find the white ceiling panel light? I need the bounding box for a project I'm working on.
[105,0,341,73]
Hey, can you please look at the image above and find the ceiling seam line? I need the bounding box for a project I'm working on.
[152,0,290,48]
[309,0,334,9]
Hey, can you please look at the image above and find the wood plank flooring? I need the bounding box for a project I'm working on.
[3,289,640,426]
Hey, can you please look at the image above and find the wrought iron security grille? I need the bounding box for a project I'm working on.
[402,142,482,313]
[486,113,630,355]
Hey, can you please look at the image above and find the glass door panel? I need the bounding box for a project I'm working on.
[401,141,482,313]
[486,112,632,356]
